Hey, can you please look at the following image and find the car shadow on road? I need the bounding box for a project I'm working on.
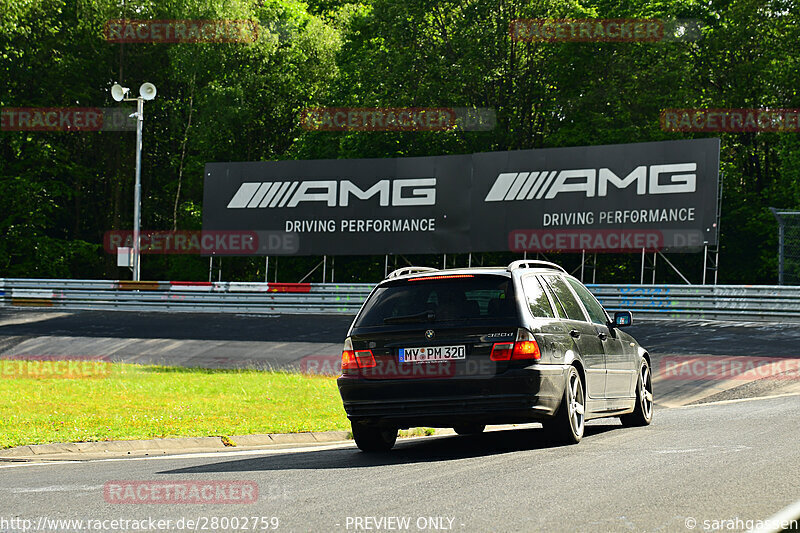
[159,424,621,475]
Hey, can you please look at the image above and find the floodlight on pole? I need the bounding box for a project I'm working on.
[109,81,157,281]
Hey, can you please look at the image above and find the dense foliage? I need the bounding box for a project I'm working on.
[1,0,798,283]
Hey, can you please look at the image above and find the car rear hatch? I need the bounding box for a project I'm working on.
[346,274,529,380]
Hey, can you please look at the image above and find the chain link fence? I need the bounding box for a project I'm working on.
[771,208,800,285]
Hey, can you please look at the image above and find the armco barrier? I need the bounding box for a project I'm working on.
[588,284,800,320]
[0,279,373,314]
[1,279,800,320]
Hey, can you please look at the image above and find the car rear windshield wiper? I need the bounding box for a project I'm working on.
[383,311,435,324]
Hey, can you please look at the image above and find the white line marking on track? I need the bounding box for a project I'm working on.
[1,484,104,493]
[0,441,357,469]
[747,498,800,533]
[671,391,800,409]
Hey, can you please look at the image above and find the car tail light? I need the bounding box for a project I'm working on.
[341,338,377,370]
[512,329,541,360]
[355,350,376,368]
[490,342,514,361]
[490,329,541,361]
[341,338,358,370]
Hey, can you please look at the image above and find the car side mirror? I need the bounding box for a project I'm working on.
[612,311,633,328]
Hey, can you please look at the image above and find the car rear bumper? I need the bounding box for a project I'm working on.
[337,364,569,428]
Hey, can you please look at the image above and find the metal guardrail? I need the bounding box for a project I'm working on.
[588,284,800,320]
[1,279,800,320]
[0,279,374,314]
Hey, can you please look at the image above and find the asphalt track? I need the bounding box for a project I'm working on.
[0,395,798,533]
[3,308,800,368]
[3,308,800,407]
[1,309,800,531]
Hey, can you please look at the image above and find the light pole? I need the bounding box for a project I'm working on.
[111,82,157,281]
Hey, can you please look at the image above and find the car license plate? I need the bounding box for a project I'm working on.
[399,345,466,363]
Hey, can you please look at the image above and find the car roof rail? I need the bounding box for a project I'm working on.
[507,260,567,273]
[386,266,438,279]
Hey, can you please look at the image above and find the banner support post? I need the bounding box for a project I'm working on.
[640,248,645,284]
[580,250,585,281]
[652,252,657,284]
[702,245,708,285]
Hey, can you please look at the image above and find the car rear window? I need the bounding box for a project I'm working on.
[354,275,517,327]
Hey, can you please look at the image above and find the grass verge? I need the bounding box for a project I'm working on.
[0,363,349,449]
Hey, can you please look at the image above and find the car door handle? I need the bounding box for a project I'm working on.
[597,332,608,341]
[569,329,581,339]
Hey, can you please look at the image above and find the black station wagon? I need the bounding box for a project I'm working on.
[337,261,653,451]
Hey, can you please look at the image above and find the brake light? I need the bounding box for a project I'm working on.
[512,329,541,360]
[490,329,541,361]
[341,338,377,371]
[342,350,358,370]
[341,338,358,370]
[355,350,376,368]
[408,274,475,282]
[490,342,514,361]
[343,355,358,372]
[512,341,541,360]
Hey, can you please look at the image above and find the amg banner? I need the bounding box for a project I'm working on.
[202,138,720,255]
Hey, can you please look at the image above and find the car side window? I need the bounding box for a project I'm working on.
[539,278,567,319]
[521,276,554,318]
[566,277,608,326]
[542,275,587,322]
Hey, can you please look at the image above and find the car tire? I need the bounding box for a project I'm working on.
[543,366,585,444]
[453,424,486,435]
[621,358,654,427]
[351,423,397,452]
